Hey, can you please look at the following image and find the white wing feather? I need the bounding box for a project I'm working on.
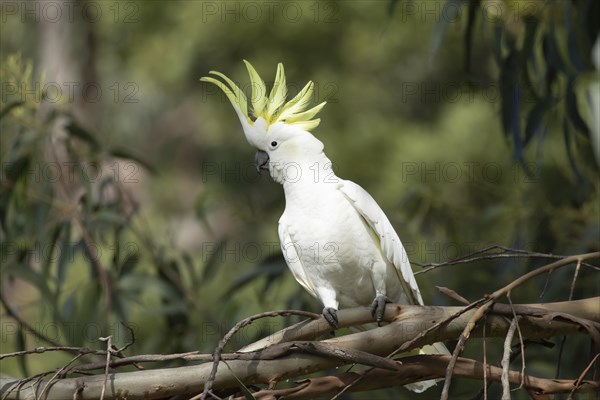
[278,217,318,299]
[338,179,424,306]
[339,179,449,393]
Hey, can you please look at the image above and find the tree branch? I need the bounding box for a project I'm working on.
[413,245,600,274]
[440,251,600,400]
[231,355,600,400]
[1,297,598,400]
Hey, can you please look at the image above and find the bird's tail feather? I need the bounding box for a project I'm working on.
[402,341,450,393]
[350,323,449,393]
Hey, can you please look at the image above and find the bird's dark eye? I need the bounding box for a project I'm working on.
[270,141,278,147]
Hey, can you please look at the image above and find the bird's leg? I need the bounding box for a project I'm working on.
[322,307,339,329]
[318,288,340,329]
[370,293,391,326]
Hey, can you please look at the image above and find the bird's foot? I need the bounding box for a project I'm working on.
[370,294,391,326]
[322,307,339,329]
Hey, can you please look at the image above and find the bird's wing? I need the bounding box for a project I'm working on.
[339,179,424,305]
[278,216,318,299]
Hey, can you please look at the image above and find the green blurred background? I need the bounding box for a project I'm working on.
[1,0,599,398]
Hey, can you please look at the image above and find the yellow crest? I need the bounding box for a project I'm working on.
[201,60,326,132]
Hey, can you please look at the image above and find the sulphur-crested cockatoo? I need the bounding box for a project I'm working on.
[201,62,448,392]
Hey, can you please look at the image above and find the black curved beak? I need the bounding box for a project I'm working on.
[254,150,270,173]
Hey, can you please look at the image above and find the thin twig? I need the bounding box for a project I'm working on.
[567,352,600,400]
[440,252,600,400]
[501,317,520,400]
[568,260,582,300]
[507,293,525,389]
[556,259,582,380]
[436,286,470,305]
[539,270,553,299]
[1,346,110,360]
[200,310,320,400]
[39,354,84,400]
[414,245,599,274]
[98,336,112,400]
[483,316,488,400]
[1,370,58,400]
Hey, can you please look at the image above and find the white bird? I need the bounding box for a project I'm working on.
[202,61,449,392]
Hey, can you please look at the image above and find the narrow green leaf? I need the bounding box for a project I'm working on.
[525,98,554,145]
[92,210,126,226]
[62,292,75,318]
[0,101,24,120]
[223,255,286,299]
[566,77,590,137]
[57,224,73,294]
[16,325,29,377]
[545,21,569,74]
[463,0,479,72]
[119,252,140,277]
[42,224,63,282]
[73,160,94,217]
[202,239,227,283]
[430,0,467,64]
[0,155,30,230]
[492,24,503,67]
[562,1,590,73]
[500,48,524,162]
[181,252,199,288]
[4,155,30,184]
[65,121,100,149]
[563,118,583,181]
[109,147,157,174]
[223,361,255,400]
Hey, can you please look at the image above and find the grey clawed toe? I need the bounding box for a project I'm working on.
[322,307,339,329]
[370,294,391,326]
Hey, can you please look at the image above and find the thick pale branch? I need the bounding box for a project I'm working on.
[232,355,600,400]
[1,298,597,400]
[241,297,600,352]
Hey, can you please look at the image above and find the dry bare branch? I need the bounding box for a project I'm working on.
[201,310,320,400]
[567,353,600,400]
[507,293,525,389]
[440,251,600,400]
[413,245,599,274]
[501,317,520,400]
[1,297,598,400]
[436,286,470,305]
[98,336,112,400]
[230,355,600,400]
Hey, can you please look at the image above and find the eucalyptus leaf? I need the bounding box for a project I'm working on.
[119,251,140,277]
[0,101,24,120]
[109,147,157,174]
[65,121,100,150]
[16,325,28,377]
[224,255,287,299]
[563,117,583,182]
[566,77,591,137]
[525,97,554,145]
[430,0,467,64]
[57,225,73,294]
[201,238,228,283]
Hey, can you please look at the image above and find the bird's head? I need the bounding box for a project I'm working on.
[201,61,327,176]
